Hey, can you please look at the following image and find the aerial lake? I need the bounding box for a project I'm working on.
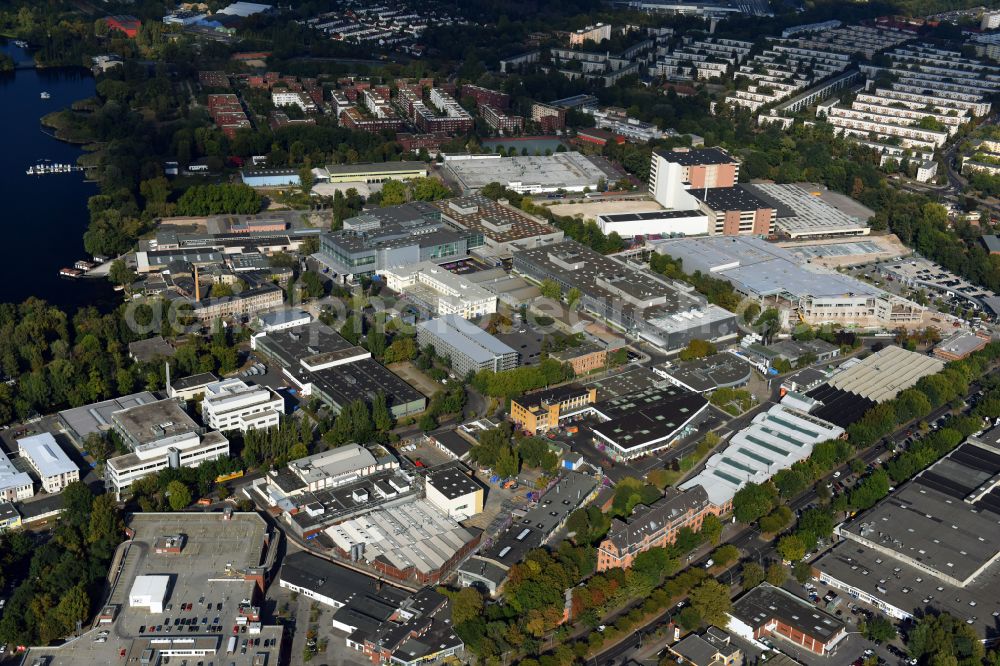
[1,41,115,311]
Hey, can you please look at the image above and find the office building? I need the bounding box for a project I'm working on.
[200,378,284,432]
[690,186,776,236]
[424,462,484,519]
[596,209,709,238]
[982,9,1000,30]
[105,399,230,497]
[17,433,79,494]
[653,353,752,393]
[415,315,518,378]
[381,261,497,319]
[680,402,844,509]
[814,438,1000,637]
[654,236,925,328]
[253,321,426,418]
[433,194,564,258]
[168,372,217,400]
[513,240,739,351]
[318,202,469,283]
[190,284,284,323]
[58,391,158,444]
[510,385,598,435]
[444,152,617,194]
[597,486,719,570]
[728,584,846,655]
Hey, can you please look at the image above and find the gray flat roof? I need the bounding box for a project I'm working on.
[416,316,516,365]
[17,432,78,478]
[324,161,427,176]
[731,584,845,643]
[659,354,753,392]
[59,391,159,440]
[112,399,199,446]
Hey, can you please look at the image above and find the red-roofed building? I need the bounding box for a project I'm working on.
[576,127,625,147]
[105,15,141,38]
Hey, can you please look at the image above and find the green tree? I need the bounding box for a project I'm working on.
[539,279,562,300]
[777,534,806,562]
[451,587,484,625]
[732,482,777,524]
[384,337,417,363]
[765,563,787,586]
[166,480,192,511]
[678,339,717,361]
[372,392,393,433]
[860,614,896,643]
[700,513,723,545]
[380,180,408,206]
[567,287,582,308]
[688,580,732,627]
[742,562,765,589]
[495,445,520,479]
[108,259,136,287]
[792,560,812,584]
[83,432,114,463]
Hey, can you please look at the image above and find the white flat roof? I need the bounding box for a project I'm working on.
[129,575,170,603]
[17,432,78,478]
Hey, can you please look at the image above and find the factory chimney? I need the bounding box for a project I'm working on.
[194,264,201,301]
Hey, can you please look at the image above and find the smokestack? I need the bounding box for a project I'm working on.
[165,361,171,395]
[194,264,201,301]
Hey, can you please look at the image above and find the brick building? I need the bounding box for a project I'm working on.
[509,385,597,435]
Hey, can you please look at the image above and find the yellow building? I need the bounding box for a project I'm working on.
[510,385,597,435]
[0,502,21,532]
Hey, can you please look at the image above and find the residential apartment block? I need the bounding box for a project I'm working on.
[649,37,752,80]
[568,23,612,45]
[460,84,510,110]
[824,44,999,154]
[481,104,524,134]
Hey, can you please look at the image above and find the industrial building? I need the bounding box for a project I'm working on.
[105,398,231,497]
[728,584,846,655]
[814,438,1000,637]
[279,552,465,665]
[381,261,497,319]
[653,353,753,393]
[58,391,158,444]
[680,400,844,508]
[820,345,943,403]
[424,462,484,519]
[17,433,79,494]
[318,202,471,283]
[433,195,564,259]
[253,321,426,418]
[326,498,480,585]
[286,444,390,493]
[744,183,871,238]
[596,209,709,238]
[591,389,708,461]
[415,315,518,378]
[23,511,284,666]
[654,236,925,328]
[596,486,719,570]
[513,239,739,351]
[443,152,618,194]
[240,168,301,187]
[200,378,284,432]
[933,330,991,361]
[510,384,598,435]
[318,161,428,184]
[690,185,775,236]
